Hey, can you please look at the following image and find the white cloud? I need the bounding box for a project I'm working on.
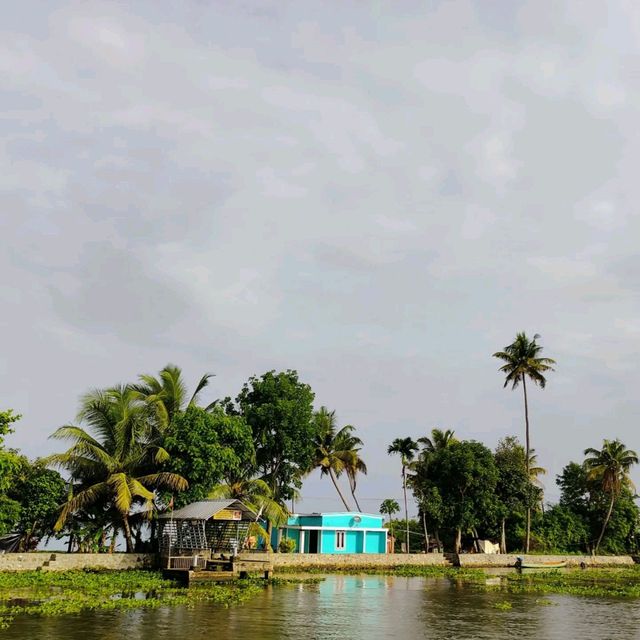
[3,0,640,500]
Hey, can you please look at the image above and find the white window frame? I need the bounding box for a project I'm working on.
[335,530,346,550]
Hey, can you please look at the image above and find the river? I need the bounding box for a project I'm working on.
[4,574,640,639]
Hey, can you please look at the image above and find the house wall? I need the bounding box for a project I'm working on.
[273,513,387,554]
[365,531,386,553]
[321,514,383,529]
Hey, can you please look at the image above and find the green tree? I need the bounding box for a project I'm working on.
[554,459,640,554]
[493,332,555,551]
[235,370,316,504]
[163,405,254,507]
[539,505,590,553]
[209,477,286,527]
[9,460,67,550]
[388,437,418,555]
[379,498,400,524]
[47,386,188,552]
[0,410,23,536]
[309,408,366,511]
[133,364,214,432]
[410,429,456,552]
[421,440,499,553]
[418,428,457,454]
[342,431,367,513]
[494,437,533,552]
[584,439,639,553]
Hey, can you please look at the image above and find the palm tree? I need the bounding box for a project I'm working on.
[133,364,214,432]
[309,407,358,511]
[493,332,555,551]
[418,428,457,455]
[388,437,418,555]
[335,427,367,512]
[379,498,400,524]
[584,439,638,553]
[528,449,547,514]
[379,498,400,552]
[209,477,288,550]
[46,386,188,552]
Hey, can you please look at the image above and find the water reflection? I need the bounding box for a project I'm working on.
[6,575,640,640]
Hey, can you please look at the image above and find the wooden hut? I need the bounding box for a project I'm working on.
[158,499,258,569]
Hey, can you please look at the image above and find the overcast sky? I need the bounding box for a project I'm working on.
[2,1,639,514]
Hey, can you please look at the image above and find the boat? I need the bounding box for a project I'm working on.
[515,556,567,569]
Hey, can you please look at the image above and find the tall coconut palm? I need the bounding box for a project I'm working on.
[46,386,188,552]
[133,364,214,433]
[584,439,638,553]
[493,332,556,551]
[388,437,418,555]
[334,426,367,512]
[309,407,356,511]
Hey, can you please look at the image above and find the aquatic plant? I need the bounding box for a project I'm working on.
[0,570,262,629]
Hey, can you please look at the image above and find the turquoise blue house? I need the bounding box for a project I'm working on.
[272,512,387,554]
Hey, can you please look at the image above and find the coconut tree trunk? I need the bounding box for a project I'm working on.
[122,514,133,553]
[501,518,506,554]
[455,527,462,553]
[435,529,442,553]
[328,468,352,511]
[402,465,410,554]
[595,493,616,553]
[522,375,532,553]
[350,484,363,512]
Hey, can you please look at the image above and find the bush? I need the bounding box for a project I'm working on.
[278,538,296,553]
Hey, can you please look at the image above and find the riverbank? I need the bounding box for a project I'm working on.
[267,552,636,570]
[0,551,635,573]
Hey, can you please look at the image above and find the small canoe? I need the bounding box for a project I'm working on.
[515,557,567,569]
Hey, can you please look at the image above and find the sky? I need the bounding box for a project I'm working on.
[2,0,640,515]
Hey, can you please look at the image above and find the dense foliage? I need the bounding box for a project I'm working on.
[0,366,368,552]
[164,406,254,506]
[1,339,638,556]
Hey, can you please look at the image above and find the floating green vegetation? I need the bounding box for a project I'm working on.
[0,570,264,630]
[277,564,485,580]
[480,567,640,598]
[492,601,512,610]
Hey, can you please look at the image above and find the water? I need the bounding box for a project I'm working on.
[5,575,640,640]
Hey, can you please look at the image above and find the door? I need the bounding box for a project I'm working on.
[308,529,319,553]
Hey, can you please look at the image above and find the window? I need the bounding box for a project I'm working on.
[335,530,346,550]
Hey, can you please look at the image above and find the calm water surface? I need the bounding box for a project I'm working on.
[5,575,640,640]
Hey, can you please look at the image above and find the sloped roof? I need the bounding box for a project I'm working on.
[158,499,257,521]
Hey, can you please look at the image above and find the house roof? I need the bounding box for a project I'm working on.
[158,499,257,521]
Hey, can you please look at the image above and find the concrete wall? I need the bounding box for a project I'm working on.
[264,552,447,568]
[0,553,155,572]
[457,554,636,568]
